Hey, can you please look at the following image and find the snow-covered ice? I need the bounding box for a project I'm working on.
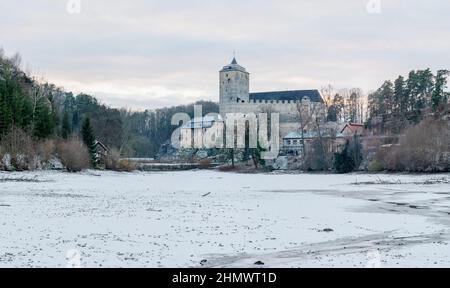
[0,170,449,267]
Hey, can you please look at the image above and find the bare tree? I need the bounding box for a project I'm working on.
[260,104,274,138]
[320,84,335,108]
[10,52,22,70]
[312,103,328,169]
[30,83,50,132]
[296,100,327,159]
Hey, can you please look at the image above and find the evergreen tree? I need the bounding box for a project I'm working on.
[406,70,418,113]
[431,70,449,111]
[367,68,450,132]
[0,93,11,136]
[326,93,344,122]
[81,116,97,167]
[334,140,355,173]
[33,98,54,139]
[327,105,338,122]
[394,76,406,115]
[416,69,434,109]
[380,80,394,116]
[62,111,72,139]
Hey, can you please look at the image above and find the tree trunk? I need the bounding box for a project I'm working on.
[231,149,235,168]
[251,153,258,169]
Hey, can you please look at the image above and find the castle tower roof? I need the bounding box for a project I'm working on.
[220,56,248,74]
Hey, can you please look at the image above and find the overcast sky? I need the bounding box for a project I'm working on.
[1,0,449,109]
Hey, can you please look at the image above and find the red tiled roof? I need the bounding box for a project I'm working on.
[341,123,364,134]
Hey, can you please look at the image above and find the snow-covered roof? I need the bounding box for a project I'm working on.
[284,130,345,139]
[181,115,223,129]
[220,57,248,74]
[250,90,324,103]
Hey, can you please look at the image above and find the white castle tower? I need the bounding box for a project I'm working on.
[219,57,249,112]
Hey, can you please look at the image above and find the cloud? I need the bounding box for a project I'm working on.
[1,0,449,109]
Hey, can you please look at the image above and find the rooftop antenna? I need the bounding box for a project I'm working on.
[231,51,237,64]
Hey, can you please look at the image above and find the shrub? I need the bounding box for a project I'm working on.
[334,140,355,173]
[57,138,91,172]
[368,159,384,172]
[0,126,36,170]
[303,138,334,171]
[104,148,120,170]
[36,139,56,163]
[372,118,450,172]
[198,158,212,169]
[218,165,237,172]
[104,148,136,172]
[398,119,450,172]
[116,159,136,172]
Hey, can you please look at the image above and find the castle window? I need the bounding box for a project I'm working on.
[287,140,292,145]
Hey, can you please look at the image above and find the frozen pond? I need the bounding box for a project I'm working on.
[0,170,449,267]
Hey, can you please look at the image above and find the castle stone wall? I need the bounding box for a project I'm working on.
[220,102,307,141]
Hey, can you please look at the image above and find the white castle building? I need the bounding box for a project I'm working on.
[219,57,325,137]
[180,57,326,149]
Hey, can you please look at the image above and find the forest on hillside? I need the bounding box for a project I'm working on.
[0,50,218,161]
[366,69,450,133]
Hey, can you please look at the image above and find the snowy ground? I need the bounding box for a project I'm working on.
[0,170,449,268]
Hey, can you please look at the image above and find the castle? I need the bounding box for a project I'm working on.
[219,57,325,139]
[180,57,326,150]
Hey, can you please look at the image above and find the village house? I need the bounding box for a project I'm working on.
[282,130,345,156]
[282,123,365,156]
[340,123,364,137]
[180,115,224,149]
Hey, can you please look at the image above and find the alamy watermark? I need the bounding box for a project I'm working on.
[366,0,382,14]
[171,105,280,160]
[67,0,81,14]
[66,249,82,268]
[366,249,382,268]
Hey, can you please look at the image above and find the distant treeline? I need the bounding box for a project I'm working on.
[0,50,218,158]
[366,69,449,133]
[1,50,448,172]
